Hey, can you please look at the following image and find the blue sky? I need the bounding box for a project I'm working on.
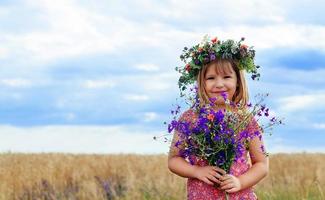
[0,0,325,154]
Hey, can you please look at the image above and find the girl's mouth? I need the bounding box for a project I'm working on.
[212,91,227,94]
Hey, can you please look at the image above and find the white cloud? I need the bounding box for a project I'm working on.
[143,112,158,122]
[0,6,9,16]
[65,113,76,121]
[0,47,8,59]
[123,94,149,101]
[138,72,177,91]
[0,124,322,154]
[312,123,325,130]
[204,24,325,51]
[169,0,284,23]
[0,78,32,88]
[261,67,325,84]
[0,125,169,154]
[264,136,325,153]
[1,0,325,69]
[142,82,174,91]
[268,144,325,153]
[83,80,115,89]
[135,63,160,72]
[2,0,135,64]
[277,94,325,112]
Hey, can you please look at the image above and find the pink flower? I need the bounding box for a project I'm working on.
[240,44,248,49]
[211,37,218,43]
[185,64,191,72]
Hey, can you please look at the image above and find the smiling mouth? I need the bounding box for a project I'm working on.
[212,91,227,94]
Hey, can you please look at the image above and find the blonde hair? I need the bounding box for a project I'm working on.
[196,59,249,108]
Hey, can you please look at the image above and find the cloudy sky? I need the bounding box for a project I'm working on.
[0,0,324,154]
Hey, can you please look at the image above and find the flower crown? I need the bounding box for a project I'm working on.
[176,35,261,94]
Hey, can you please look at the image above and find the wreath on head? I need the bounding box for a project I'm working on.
[176,35,261,95]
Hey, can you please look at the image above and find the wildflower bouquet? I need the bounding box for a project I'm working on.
[167,90,283,173]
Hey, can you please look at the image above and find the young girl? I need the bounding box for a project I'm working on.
[168,37,269,200]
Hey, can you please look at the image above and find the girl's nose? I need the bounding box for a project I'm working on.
[214,78,224,88]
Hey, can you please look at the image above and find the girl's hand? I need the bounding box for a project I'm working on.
[219,174,242,193]
[193,165,226,186]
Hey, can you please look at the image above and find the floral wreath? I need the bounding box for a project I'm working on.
[176,35,261,95]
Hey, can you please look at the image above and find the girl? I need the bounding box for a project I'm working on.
[168,37,269,200]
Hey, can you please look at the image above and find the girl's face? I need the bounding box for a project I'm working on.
[204,64,238,105]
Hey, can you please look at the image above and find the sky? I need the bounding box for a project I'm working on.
[0,0,325,154]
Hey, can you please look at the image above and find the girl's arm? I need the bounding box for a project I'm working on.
[168,155,198,179]
[237,135,269,190]
[167,129,196,178]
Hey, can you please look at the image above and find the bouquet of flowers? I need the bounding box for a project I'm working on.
[166,88,283,173]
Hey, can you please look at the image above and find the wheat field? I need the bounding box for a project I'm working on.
[0,153,324,200]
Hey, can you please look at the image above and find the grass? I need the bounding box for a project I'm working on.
[0,152,324,199]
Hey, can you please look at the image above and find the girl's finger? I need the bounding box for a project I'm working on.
[219,179,232,187]
[208,174,221,184]
[220,183,233,190]
[220,174,232,181]
[225,188,237,193]
[203,177,214,186]
[209,171,223,180]
[213,167,226,175]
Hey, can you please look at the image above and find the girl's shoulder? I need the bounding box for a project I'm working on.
[179,108,198,123]
[234,106,260,133]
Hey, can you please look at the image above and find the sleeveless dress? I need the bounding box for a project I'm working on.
[178,109,259,200]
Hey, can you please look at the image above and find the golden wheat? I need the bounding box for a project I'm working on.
[0,153,324,200]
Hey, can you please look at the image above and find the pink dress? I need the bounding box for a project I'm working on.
[179,109,259,200]
[187,152,258,200]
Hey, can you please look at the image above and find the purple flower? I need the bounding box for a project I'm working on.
[221,92,227,101]
[210,53,216,61]
[257,111,262,116]
[178,121,191,136]
[214,110,224,123]
[168,120,178,133]
[189,156,195,165]
[199,107,208,114]
[214,134,220,141]
[194,59,200,65]
[209,97,217,106]
[167,123,173,133]
[175,105,181,114]
[264,108,269,117]
[254,131,260,137]
[175,140,182,148]
[203,57,210,64]
[238,130,249,141]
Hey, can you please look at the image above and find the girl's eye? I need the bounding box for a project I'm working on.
[224,76,232,79]
[206,77,214,80]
